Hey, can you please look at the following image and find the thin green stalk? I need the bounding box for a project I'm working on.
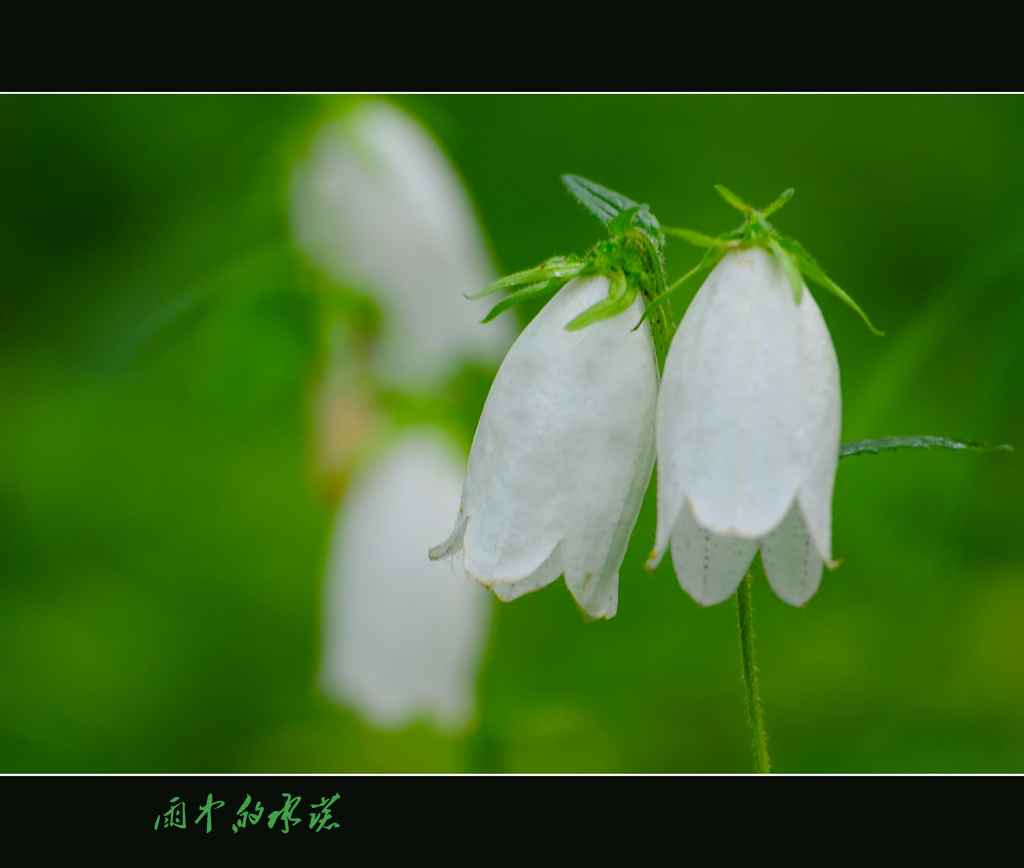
[736,573,770,773]
[646,294,676,371]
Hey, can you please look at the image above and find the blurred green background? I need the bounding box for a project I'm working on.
[1,95,1022,772]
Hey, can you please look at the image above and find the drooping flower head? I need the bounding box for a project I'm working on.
[430,275,658,619]
[646,186,881,607]
[321,432,490,731]
[290,100,513,385]
[430,178,670,619]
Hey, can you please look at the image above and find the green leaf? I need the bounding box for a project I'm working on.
[466,255,585,300]
[777,235,884,336]
[563,175,638,225]
[561,175,661,239]
[663,226,731,248]
[480,279,562,323]
[564,271,636,331]
[761,188,795,217]
[768,237,804,304]
[839,435,1013,459]
[715,184,753,213]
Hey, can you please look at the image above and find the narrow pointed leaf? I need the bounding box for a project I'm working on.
[762,188,795,217]
[634,205,663,242]
[480,279,562,323]
[768,237,804,304]
[562,175,635,225]
[839,435,1013,459]
[663,226,731,248]
[778,235,883,335]
[561,175,661,239]
[715,184,753,213]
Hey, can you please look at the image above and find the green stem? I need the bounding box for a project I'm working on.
[647,295,676,372]
[736,573,770,773]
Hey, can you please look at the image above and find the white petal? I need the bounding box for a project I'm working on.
[491,545,564,603]
[670,501,758,607]
[320,432,491,732]
[759,503,824,607]
[656,248,806,542]
[427,511,466,561]
[648,468,678,571]
[290,101,513,382]
[440,276,659,620]
[793,288,841,563]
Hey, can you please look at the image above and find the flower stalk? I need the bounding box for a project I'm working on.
[736,573,771,774]
[646,293,676,370]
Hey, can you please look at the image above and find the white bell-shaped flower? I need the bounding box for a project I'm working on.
[320,431,491,731]
[290,100,513,382]
[649,247,841,607]
[430,276,659,620]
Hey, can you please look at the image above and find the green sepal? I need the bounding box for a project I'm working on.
[839,435,1013,459]
[562,175,662,241]
[714,184,753,213]
[480,278,564,323]
[663,226,731,248]
[775,236,883,336]
[768,237,804,304]
[636,246,726,327]
[762,188,795,217]
[564,270,637,331]
[465,255,585,300]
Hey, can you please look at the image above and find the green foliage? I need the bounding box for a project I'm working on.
[562,174,664,244]
[840,435,1013,459]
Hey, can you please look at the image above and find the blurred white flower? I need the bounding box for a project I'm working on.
[320,432,491,731]
[290,100,513,383]
[291,102,509,731]
[648,247,841,607]
[430,276,659,620]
